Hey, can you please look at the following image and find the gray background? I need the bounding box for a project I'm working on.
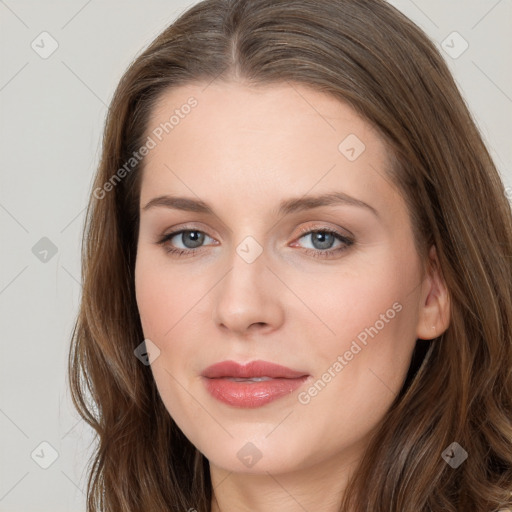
[1,1,511,510]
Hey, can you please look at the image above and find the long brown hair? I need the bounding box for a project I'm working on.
[68,0,512,510]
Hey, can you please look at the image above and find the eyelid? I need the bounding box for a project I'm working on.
[158,222,219,240]
[156,226,218,249]
[295,223,353,239]
[291,225,354,251]
[156,222,350,243]
[155,222,354,258]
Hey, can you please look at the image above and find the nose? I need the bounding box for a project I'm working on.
[211,242,285,337]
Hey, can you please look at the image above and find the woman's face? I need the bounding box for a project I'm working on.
[135,81,441,476]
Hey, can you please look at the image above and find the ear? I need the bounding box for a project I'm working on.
[416,244,451,340]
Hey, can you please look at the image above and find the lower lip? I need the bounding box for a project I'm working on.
[202,376,309,408]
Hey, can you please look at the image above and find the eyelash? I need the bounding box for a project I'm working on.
[156,226,354,259]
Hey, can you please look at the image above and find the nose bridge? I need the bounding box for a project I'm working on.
[223,233,268,302]
[221,217,268,282]
[211,231,284,333]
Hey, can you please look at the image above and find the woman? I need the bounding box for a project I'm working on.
[68,0,512,510]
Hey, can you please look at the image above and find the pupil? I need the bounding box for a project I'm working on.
[184,230,204,248]
[312,232,333,250]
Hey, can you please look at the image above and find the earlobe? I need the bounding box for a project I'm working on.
[416,245,451,340]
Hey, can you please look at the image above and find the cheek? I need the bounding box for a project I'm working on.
[293,280,417,448]
[300,255,419,391]
[287,267,402,355]
[134,255,204,422]
[135,266,169,339]
[135,252,206,339]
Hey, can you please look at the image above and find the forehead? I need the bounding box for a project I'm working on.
[146,80,380,150]
[140,81,402,222]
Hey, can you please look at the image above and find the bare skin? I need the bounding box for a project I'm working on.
[134,80,450,512]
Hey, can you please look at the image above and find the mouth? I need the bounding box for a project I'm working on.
[225,377,274,382]
[201,360,310,408]
[201,359,308,379]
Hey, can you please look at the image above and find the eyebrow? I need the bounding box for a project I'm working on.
[142,191,379,218]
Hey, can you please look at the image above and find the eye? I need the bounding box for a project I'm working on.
[156,226,354,259]
[156,229,216,256]
[292,227,354,259]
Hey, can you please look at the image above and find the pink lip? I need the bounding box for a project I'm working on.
[201,360,307,379]
[201,360,310,408]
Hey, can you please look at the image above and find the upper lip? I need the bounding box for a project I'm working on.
[201,360,308,379]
